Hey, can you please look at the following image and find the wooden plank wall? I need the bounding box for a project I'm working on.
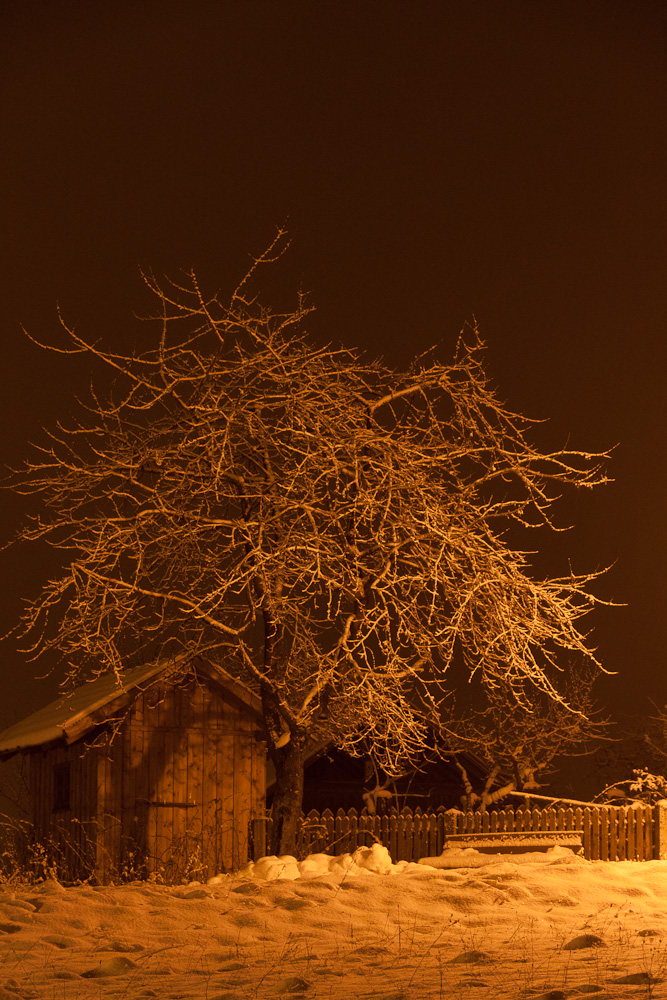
[92,674,265,882]
[29,743,99,881]
[95,742,123,882]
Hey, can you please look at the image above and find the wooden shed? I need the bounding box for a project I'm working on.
[274,745,497,815]
[0,658,266,883]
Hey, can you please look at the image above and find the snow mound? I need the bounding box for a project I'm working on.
[418,845,584,869]
[211,843,423,882]
[208,842,588,884]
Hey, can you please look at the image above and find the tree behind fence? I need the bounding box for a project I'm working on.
[254,804,658,864]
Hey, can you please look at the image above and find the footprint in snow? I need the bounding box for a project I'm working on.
[81,955,138,978]
[41,935,77,949]
[171,888,211,900]
[1,898,35,913]
[351,945,390,956]
[33,901,61,914]
[228,912,260,926]
[96,939,144,952]
[449,949,493,964]
[609,971,660,985]
[274,976,312,994]
[231,883,261,896]
[563,934,605,950]
[281,897,313,910]
[295,882,337,897]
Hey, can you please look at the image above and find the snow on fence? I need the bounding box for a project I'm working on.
[255,804,662,864]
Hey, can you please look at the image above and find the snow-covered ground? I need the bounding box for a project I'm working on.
[1,844,667,998]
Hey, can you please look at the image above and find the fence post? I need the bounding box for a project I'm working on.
[444,809,460,838]
[249,818,266,861]
[653,801,667,859]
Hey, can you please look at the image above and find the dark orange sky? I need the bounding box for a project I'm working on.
[1,1,666,730]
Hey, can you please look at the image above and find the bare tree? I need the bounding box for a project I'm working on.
[5,232,611,855]
[587,706,667,805]
[640,706,667,771]
[450,662,608,810]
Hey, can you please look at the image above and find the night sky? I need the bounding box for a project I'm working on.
[1,1,666,736]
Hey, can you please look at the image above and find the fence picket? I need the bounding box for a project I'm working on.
[349,807,359,853]
[412,811,423,859]
[612,807,621,861]
[635,808,644,861]
[397,811,408,861]
[433,814,441,855]
[546,808,556,834]
[417,813,427,847]
[644,806,653,861]
[380,814,390,854]
[334,808,344,854]
[633,808,642,861]
[601,808,611,861]
[626,807,636,862]
[421,813,431,857]
[642,807,650,861]
[635,807,643,860]
[590,807,600,861]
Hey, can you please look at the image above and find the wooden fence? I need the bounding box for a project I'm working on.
[254,804,661,864]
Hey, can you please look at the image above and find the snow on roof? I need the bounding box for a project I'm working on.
[0,661,168,756]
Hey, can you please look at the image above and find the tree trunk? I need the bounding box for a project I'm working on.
[269,733,306,857]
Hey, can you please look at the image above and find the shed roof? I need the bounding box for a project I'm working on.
[0,659,262,758]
